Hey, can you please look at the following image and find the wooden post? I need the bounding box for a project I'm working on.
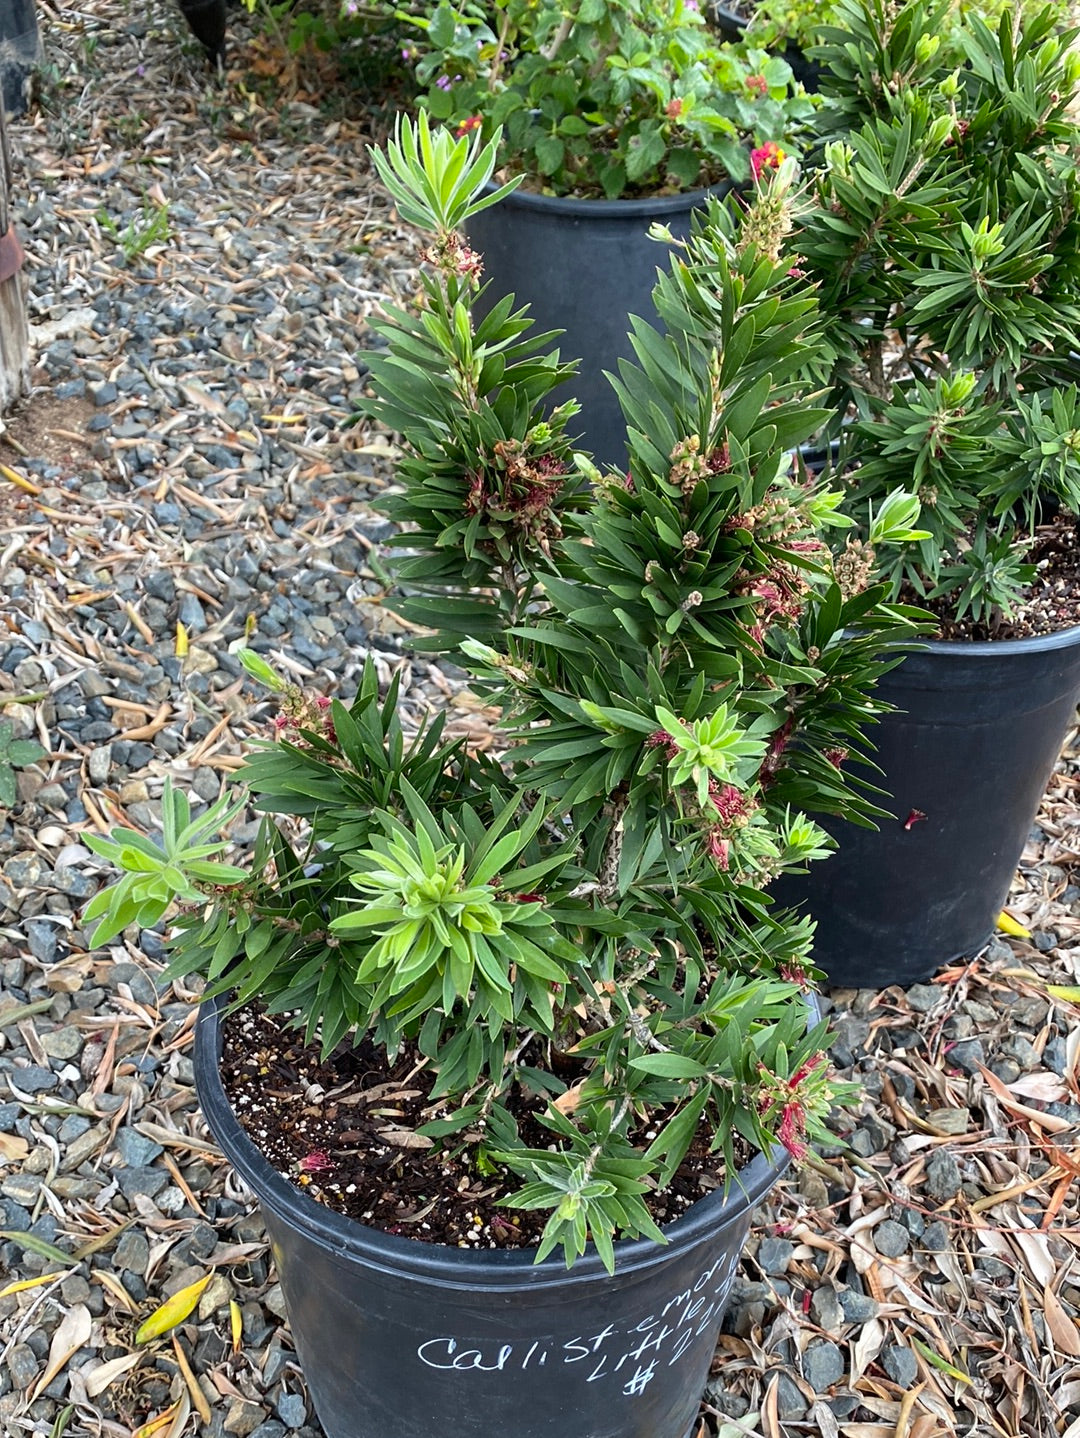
[0,100,28,415]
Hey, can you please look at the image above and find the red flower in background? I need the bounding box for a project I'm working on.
[750,141,786,181]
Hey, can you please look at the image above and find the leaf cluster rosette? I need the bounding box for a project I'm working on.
[88,117,927,1271]
[795,0,1080,626]
[395,0,815,198]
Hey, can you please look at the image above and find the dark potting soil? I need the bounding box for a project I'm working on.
[908,513,1080,641]
[219,1003,749,1251]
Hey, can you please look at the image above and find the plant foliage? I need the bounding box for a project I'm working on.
[89,116,926,1271]
[0,719,46,811]
[796,0,1080,626]
[400,0,815,198]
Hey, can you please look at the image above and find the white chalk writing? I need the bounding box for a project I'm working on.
[414,1246,741,1398]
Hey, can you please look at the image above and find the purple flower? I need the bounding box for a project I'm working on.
[436,75,452,90]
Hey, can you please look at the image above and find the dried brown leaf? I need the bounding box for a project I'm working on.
[28,1302,92,1400]
[1043,1284,1080,1358]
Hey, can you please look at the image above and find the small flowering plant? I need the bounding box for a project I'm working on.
[88,117,925,1271]
[396,0,814,197]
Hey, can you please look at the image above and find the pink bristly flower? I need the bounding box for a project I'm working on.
[708,780,748,825]
[705,827,730,869]
[750,141,786,181]
[707,441,731,473]
[299,1151,334,1174]
[758,715,794,787]
[779,958,811,989]
[777,1103,808,1161]
[824,747,848,768]
[666,97,684,119]
[790,1052,826,1087]
[645,729,680,760]
[746,74,768,96]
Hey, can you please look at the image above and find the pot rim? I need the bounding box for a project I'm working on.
[194,991,804,1290]
[480,179,727,220]
[912,619,1080,659]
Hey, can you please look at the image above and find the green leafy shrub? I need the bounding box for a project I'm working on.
[796,0,1080,626]
[88,117,926,1270]
[399,0,815,197]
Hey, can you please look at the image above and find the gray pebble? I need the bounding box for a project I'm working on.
[11,1065,58,1093]
[57,1115,90,1143]
[79,720,117,743]
[26,921,60,965]
[192,768,221,801]
[251,1424,288,1438]
[757,1237,794,1275]
[989,1058,1022,1084]
[88,746,113,784]
[117,1166,169,1200]
[114,1229,151,1273]
[113,1128,164,1167]
[874,1219,910,1258]
[7,1343,38,1391]
[774,1372,808,1418]
[926,1148,962,1202]
[946,1039,985,1075]
[178,592,207,632]
[275,1393,306,1428]
[39,1027,82,1061]
[922,1220,949,1251]
[999,1032,1039,1071]
[839,1290,879,1322]
[107,963,158,1005]
[905,983,941,1013]
[803,1340,845,1392]
[809,1285,844,1334]
[224,1398,266,1436]
[882,1344,918,1387]
[90,381,119,406]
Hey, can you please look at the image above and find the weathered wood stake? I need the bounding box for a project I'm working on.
[0,100,29,415]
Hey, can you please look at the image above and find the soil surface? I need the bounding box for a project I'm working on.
[909,514,1080,640]
[220,1002,748,1250]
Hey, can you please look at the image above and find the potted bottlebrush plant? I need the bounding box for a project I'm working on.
[772,0,1080,987]
[84,117,925,1438]
[709,0,1022,91]
[390,0,815,463]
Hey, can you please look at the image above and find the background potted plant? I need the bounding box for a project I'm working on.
[776,0,1080,987]
[711,0,831,90]
[708,0,1025,91]
[391,0,815,463]
[85,117,924,1438]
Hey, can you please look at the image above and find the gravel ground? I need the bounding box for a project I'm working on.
[2,5,1080,1437]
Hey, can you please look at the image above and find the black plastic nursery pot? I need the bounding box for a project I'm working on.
[465,184,718,469]
[780,624,1080,990]
[176,0,228,63]
[710,5,821,92]
[0,0,39,117]
[194,994,795,1438]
